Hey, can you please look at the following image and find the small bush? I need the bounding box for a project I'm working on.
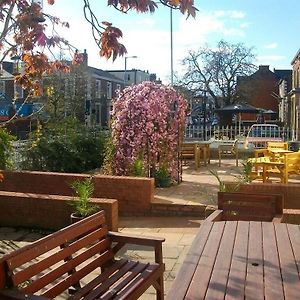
[0,128,16,170]
[154,166,171,188]
[22,119,107,173]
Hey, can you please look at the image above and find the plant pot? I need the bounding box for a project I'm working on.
[70,213,85,224]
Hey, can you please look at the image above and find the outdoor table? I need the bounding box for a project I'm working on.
[167,220,300,300]
[183,141,211,167]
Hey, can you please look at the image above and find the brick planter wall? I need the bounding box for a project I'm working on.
[0,191,118,231]
[0,171,154,215]
[0,171,154,230]
[225,182,300,209]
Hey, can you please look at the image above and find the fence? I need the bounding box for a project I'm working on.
[185,125,294,142]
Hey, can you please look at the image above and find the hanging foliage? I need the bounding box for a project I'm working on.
[110,81,187,182]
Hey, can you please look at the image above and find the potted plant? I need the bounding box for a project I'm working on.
[70,177,98,223]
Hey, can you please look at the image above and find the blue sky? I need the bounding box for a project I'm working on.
[44,0,300,83]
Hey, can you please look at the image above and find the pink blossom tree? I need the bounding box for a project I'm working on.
[110,81,187,183]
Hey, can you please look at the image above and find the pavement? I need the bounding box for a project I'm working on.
[2,158,300,298]
[0,158,244,299]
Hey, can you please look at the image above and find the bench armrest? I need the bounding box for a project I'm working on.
[0,290,49,300]
[204,210,223,222]
[108,231,165,264]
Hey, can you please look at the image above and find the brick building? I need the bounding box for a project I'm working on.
[237,65,291,123]
[289,49,300,139]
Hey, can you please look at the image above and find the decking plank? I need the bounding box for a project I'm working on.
[275,223,300,300]
[245,221,264,300]
[262,222,284,300]
[166,221,214,300]
[185,221,225,299]
[205,221,237,299]
[286,224,300,277]
[225,221,249,300]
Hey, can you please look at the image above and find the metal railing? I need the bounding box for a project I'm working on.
[185,125,294,142]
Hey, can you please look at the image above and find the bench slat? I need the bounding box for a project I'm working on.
[115,264,163,300]
[12,227,108,285]
[99,262,150,300]
[68,259,128,300]
[7,212,106,269]
[23,239,112,296]
[82,261,139,300]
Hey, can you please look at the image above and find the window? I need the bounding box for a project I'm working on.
[95,80,101,98]
[107,82,112,99]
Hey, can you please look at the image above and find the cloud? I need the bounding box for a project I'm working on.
[214,10,246,19]
[264,43,278,49]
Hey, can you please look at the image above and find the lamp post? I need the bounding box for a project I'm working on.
[124,55,137,87]
[170,7,174,86]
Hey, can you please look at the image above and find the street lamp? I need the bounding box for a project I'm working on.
[124,55,137,86]
[170,7,174,86]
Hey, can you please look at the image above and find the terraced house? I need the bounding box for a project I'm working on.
[289,49,300,140]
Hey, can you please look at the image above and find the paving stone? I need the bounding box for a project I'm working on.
[179,233,197,246]
[162,245,184,259]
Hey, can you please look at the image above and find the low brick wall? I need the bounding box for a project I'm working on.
[0,171,154,215]
[225,182,300,209]
[0,191,118,231]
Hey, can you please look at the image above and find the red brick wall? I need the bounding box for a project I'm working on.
[0,171,154,214]
[0,191,118,231]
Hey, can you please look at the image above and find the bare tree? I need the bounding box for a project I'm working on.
[180,40,257,108]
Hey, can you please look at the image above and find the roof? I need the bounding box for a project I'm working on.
[291,48,300,65]
[88,67,123,83]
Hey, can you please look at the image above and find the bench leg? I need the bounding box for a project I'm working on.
[155,275,164,300]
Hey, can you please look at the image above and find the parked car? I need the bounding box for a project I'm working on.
[245,124,283,149]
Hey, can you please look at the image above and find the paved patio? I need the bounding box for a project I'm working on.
[1,158,299,298]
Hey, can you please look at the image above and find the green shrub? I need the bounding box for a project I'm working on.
[154,166,171,188]
[0,128,16,170]
[22,119,107,173]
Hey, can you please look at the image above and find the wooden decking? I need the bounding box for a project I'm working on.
[167,220,300,300]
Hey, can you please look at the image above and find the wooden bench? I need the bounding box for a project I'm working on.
[0,211,165,300]
[206,192,284,222]
[180,143,196,165]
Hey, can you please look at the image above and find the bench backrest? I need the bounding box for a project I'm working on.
[180,143,196,158]
[0,211,113,299]
[284,152,300,173]
[218,192,283,221]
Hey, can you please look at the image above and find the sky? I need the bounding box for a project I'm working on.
[44,0,300,84]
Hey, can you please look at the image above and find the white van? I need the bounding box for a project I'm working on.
[245,124,283,149]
